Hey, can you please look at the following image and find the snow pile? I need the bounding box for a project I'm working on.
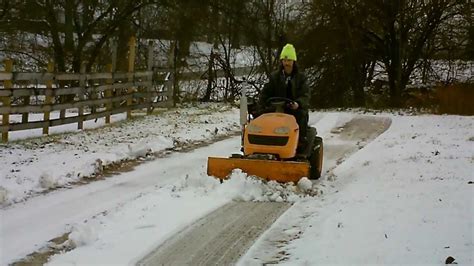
[38,173,58,189]
[67,223,99,248]
[175,169,322,202]
[296,177,313,192]
[125,137,172,158]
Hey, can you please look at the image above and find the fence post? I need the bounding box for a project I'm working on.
[147,40,154,114]
[2,59,13,142]
[166,73,174,107]
[43,61,54,135]
[127,36,136,120]
[88,62,97,114]
[167,41,176,107]
[171,41,178,107]
[59,84,66,119]
[21,62,30,122]
[105,63,113,124]
[110,40,118,109]
[78,62,86,130]
[111,40,117,72]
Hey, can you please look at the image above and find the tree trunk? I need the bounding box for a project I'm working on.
[352,66,366,106]
[202,52,214,102]
[388,22,402,107]
[64,0,75,54]
[44,1,66,72]
[116,23,133,72]
[171,41,179,105]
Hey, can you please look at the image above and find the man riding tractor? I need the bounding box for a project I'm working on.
[258,43,311,156]
[206,44,323,181]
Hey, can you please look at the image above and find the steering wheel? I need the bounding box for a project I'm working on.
[265,97,294,113]
[266,97,294,105]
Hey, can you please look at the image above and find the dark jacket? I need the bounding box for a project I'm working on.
[259,67,310,113]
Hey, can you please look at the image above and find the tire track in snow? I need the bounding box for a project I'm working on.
[137,202,289,265]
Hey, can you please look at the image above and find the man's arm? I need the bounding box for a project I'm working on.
[295,74,311,110]
[258,74,274,113]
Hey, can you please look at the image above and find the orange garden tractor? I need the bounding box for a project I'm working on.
[207,91,323,182]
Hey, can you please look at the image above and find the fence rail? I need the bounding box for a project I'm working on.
[0,66,172,142]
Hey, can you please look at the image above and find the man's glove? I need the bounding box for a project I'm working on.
[288,101,299,110]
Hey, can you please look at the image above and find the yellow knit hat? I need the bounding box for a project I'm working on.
[280,43,297,61]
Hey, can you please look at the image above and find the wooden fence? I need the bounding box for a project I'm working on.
[436,82,474,115]
[1,63,256,143]
[0,63,173,142]
[0,34,260,142]
[0,35,174,142]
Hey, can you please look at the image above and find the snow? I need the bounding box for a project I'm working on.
[43,171,319,266]
[297,177,313,192]
[1,106,472,265]
[241,114,473,265]
[0,104,240,206]
[68,223,98,248]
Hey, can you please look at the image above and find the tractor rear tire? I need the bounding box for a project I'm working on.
[309,137,323,179]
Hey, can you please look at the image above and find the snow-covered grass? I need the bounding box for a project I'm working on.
[1,108,472,265]
[241,114,473,265]
[0,103,240,206]
[6,110,126,141]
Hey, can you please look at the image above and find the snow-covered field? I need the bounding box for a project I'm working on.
[1,105,472,265]
[0,104,239,206]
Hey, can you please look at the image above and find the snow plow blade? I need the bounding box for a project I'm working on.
[207,157,310,183]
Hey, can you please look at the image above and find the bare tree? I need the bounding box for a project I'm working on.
[1,0,155,72]
[237,0,290,76]
[364,0,463,106]
[297,0,465,108]
[295,0,374,107]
